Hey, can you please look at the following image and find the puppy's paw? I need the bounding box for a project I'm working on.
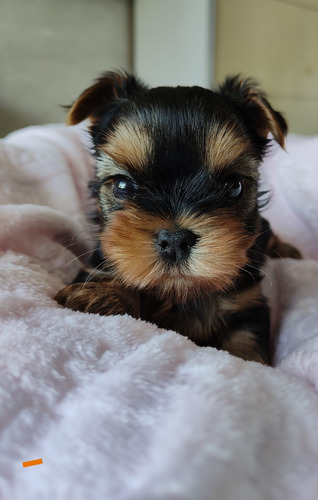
[55,281,140,317]
[222,329,270,365]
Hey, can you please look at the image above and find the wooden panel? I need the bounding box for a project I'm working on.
[0,0,131,137]
[271,98,318,135]
[215,0,318,134]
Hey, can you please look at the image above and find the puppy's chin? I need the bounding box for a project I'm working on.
[108,261,240,303]
[142,274,234,303]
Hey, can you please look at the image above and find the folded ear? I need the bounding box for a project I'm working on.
[217,75,287,148]
[66,71,147,125]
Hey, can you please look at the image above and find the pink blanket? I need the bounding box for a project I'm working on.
[1,124,318,500]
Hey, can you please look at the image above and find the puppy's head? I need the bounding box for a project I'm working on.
[68,71,287,302]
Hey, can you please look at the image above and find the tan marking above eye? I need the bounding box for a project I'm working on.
[96,154,127,181]
[101,121,153,172]
[206,123,254,173]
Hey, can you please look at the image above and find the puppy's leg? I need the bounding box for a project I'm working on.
[55,277,140,318]
[221,287,270,364]
[258,217,301,259]
[221,326,269,364]
[265,233,302,259]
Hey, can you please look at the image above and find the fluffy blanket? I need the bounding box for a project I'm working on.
[1,124,318,500]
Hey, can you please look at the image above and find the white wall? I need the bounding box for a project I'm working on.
[133,0,216,88]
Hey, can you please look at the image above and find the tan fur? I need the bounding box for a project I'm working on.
[101,122,153,171]
[66,72,129,126]
[55,279,141,317]
[249,93,285,148]
[100,208,256,302]
[220,77,287,148]
[95,154,127,181]
[206,123,254,172]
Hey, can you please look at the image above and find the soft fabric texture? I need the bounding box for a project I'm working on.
[0,125,318,500]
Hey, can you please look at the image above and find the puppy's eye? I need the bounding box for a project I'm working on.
[113,176,137,200]
[226,179,242,198]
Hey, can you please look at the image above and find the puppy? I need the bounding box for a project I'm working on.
[55,71,301,364]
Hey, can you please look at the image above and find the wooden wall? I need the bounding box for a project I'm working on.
[0,0,131,137]
[215,0,318,134]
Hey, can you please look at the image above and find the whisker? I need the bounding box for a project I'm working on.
[64,237,100,253]
[67,224,97,238]
[63,228,99,247]
[81,260,108,287]
[245,263,273,287]
[65,249,96,267]
[239,266,257,285]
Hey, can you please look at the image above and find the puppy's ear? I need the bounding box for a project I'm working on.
[218,75,287,148]
[67,71,147,125]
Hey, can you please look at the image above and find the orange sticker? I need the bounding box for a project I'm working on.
[22,458,43,468]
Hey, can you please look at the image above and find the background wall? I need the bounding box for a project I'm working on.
[133,0,215,88]
[2,0,318,137]
[215,0,318,135]
[0,0,131,137]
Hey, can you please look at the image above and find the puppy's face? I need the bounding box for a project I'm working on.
[68,73,287,301]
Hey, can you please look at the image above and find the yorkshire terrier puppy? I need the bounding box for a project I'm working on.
[55,71,301,364]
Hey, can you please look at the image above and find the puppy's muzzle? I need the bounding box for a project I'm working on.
[156,229,198,263]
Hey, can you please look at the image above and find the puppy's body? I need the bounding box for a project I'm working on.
[56,72,301,364]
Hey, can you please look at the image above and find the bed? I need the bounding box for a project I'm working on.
[0,123,318,499]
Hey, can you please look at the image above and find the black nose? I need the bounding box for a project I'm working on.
[156,229,198,263]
